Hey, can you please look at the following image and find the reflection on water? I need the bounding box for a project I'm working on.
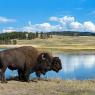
[54,53,95,80]
[3,51,95,80]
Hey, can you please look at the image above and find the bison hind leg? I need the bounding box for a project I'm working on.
[0,71,7,83]
[0,67,7,83]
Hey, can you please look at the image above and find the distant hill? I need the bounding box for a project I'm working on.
[47,31,95,36]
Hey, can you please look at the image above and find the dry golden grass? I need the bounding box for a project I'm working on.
[1,36,95,52]
[17,36,95,46]
[0,79,95,95]
[11,36,95,51]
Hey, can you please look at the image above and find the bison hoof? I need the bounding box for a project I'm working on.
[31,79,38,82]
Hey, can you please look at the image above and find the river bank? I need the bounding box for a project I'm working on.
[0,79,95,95]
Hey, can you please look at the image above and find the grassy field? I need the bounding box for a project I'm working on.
[17,36,95,45]
[17,36,95,51]
[1,36,95,52]
[0,79,95,95]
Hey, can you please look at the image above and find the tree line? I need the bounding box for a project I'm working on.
[49,31,95,36]
[0,32,52,44]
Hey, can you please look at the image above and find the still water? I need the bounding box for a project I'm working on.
[1,48,95,80]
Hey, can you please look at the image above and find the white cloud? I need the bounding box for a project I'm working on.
[52,25,63,31]
[83,21,95,32]
[39,23,52,31]
[23,26,34,32]
[49,17,59,22]
[2,15,95,32]
[0,16,16,23]
[23,22,53,32]
[22,21,34,32]
[50,16,95,32]
[22,17,95,32]
[50,16,75,24]
[70,22,83,30]
[49,16,76,31]
[22,22,64,32]
[60,16,75,23]
[2,27,16,33]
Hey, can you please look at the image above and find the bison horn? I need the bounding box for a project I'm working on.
[42,54,46,60]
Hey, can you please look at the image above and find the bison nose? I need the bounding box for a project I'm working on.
[60,67,62,71]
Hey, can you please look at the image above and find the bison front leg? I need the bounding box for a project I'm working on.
[0,69,7,83]
[1,73,7,83]
[36,72,41,80]
[18,69,25,81]
[25,74,30,82]
[18,69,30,82]
[24,69,32,82]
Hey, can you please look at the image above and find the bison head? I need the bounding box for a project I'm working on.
[51,57,62,72]
[37,53,52,72]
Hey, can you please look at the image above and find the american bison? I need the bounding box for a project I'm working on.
[0,46,62,83]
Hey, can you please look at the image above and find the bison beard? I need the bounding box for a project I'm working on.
[35,57,62,78]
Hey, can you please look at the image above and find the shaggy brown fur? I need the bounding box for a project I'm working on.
[0,46,54,82]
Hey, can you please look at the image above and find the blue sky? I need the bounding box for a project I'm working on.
[0,0,95,32]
